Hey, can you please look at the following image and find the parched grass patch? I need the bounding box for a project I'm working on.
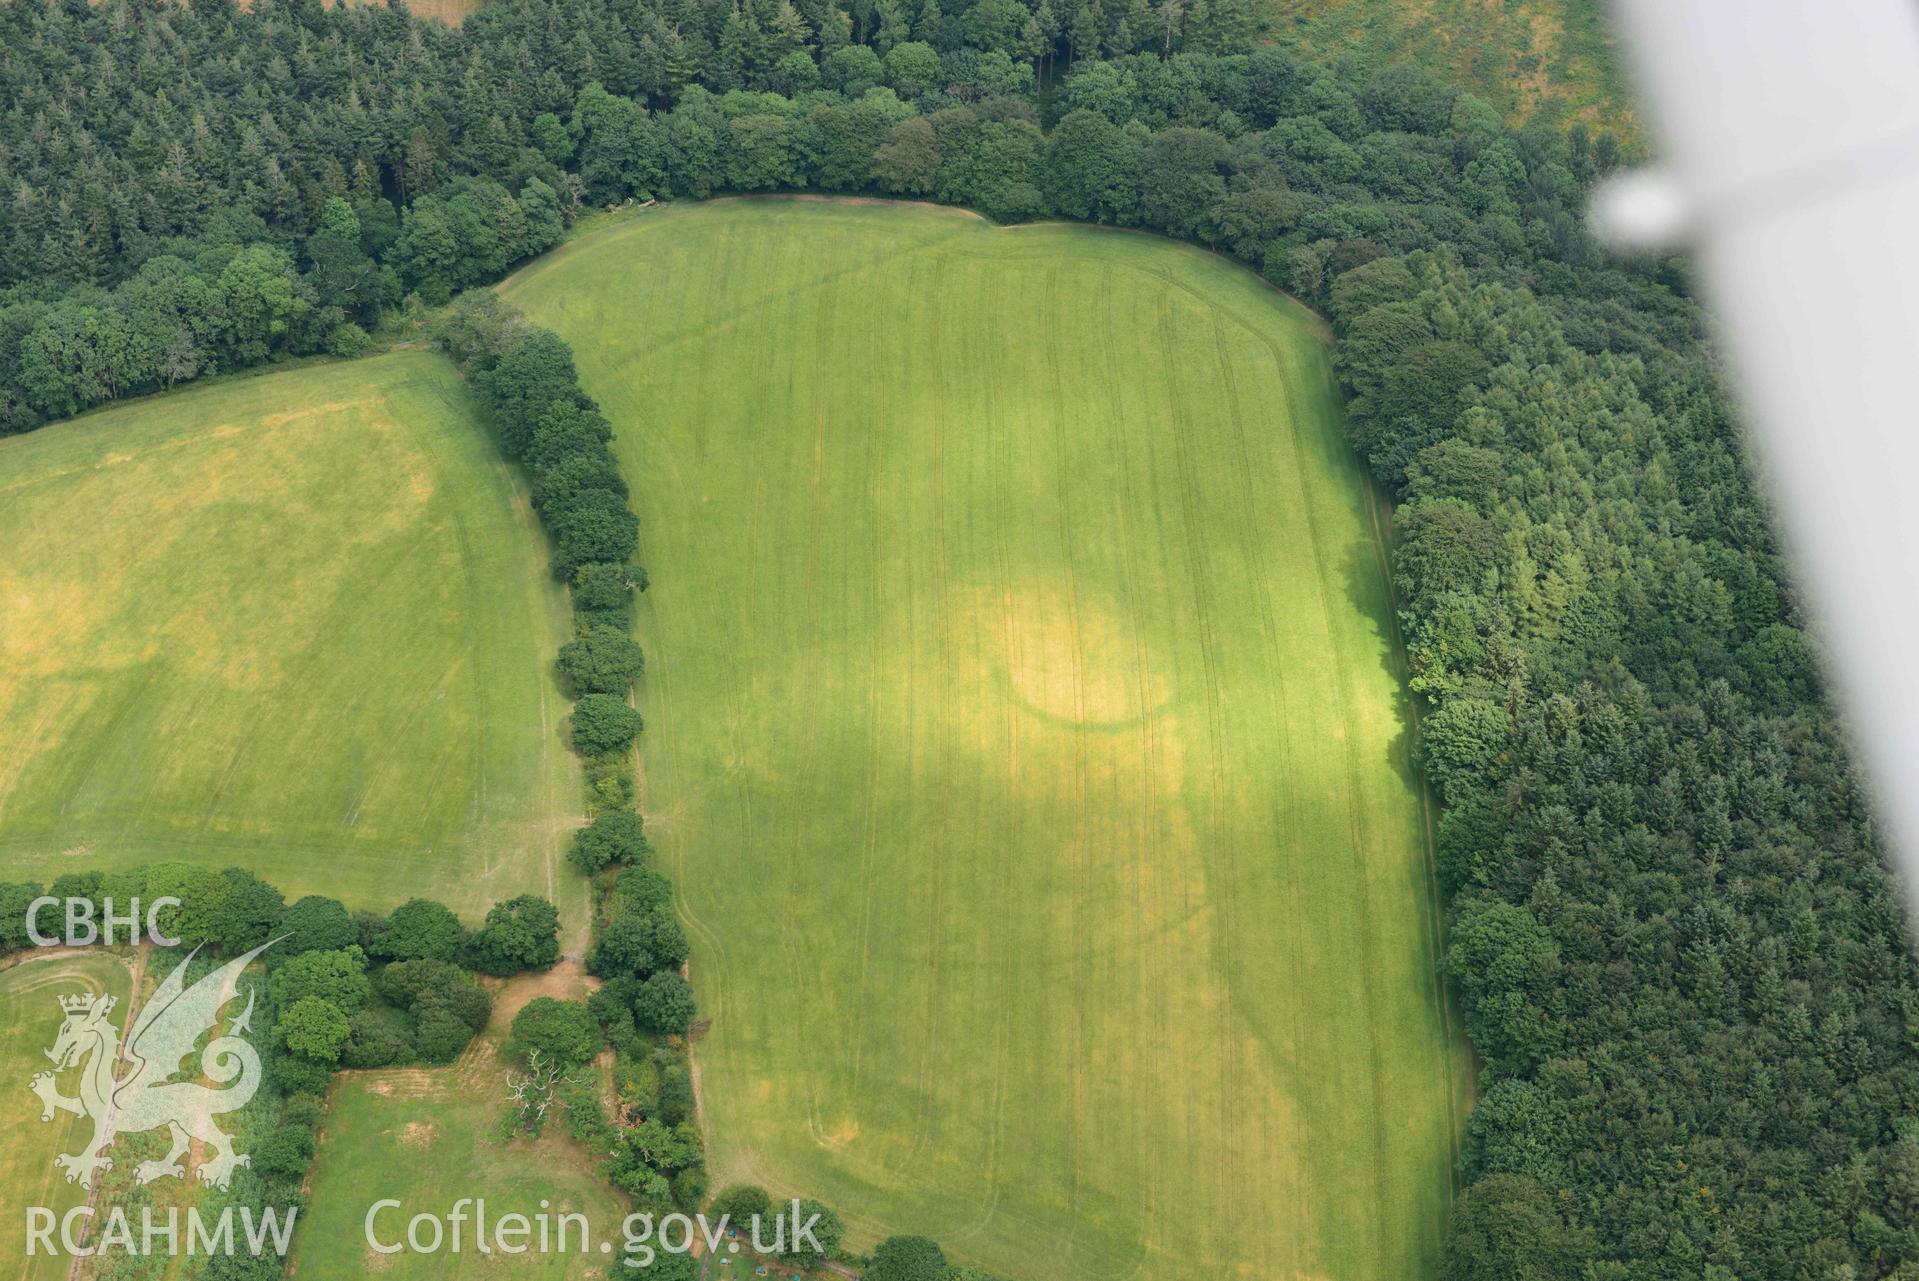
[0,353,584,942]
[325,0,485,23]
[505,199,1468,1281]
[1273,0,1640,139]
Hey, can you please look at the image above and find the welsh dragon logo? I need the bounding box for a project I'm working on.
[29,941,274,1191]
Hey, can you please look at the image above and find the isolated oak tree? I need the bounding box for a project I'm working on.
[511,996,602,1069]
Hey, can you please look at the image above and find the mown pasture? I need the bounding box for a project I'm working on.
[506,199,1467,1281]
[0,353,584,941]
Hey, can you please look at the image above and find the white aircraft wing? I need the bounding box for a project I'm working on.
[1597,1,1919,878]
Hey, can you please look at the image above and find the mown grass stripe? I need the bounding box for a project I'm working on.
[506,198,1465,1281]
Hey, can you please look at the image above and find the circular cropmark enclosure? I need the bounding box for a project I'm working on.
[505,198,1468,1281]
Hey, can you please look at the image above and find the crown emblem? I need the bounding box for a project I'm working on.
[58,993,111,1015]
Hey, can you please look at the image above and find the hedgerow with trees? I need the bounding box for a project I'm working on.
[437,285,721,1245]
[3,0,1917,1273]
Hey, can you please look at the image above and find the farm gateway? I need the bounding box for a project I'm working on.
[25,1205,298,1258]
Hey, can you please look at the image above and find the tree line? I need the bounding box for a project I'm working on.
[436,290,721,1253]
[0,0,1638,433]
[3,0,1916,1272]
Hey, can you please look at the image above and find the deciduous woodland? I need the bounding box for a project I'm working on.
[1,0,1916,1275]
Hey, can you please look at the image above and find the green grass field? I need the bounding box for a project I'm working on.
[505,199,1467,1281]
[0,353,585,942]
[0,951,133,1281]
[1274,0,1639,140]
[292,966,625,1279]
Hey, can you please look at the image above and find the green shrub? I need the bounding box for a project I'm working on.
[781,1200,844,1263]
[377,957,468,1006]
[381,958,493,1026]
[325,321,373,357]
[613,866,676,914]
[866,1236,945,1281]
[587,908,686,980]
[414,1004,482,1063]
[281,1094,324,1128]
[252,1124,316,1178]
[656,1061,695,1125]
[632,972,696,1035]
[414,980,493,1035]
[571,693,643,755]
[571,560,640,629]
[278,996,352,1062]
[268,947,371,1013]
[511,996,603,1068]
[470,894,561,975]
[569,810,649,874]
[557,626,645,695]
[278,895,358,957]
[549,491,640,579]
[341,1010,409,1068]
[381,898,465,962]
[711,1184,771,1223]
[269,1053,333,1097]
